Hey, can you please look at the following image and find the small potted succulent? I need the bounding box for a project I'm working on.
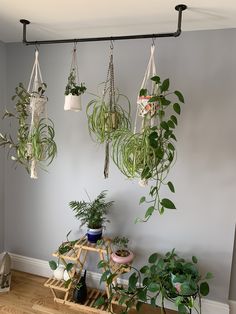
[111,236,134,265]
[64,67,86,111]
[69,190,113,243]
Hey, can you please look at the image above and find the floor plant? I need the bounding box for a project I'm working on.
[96,248,212,314]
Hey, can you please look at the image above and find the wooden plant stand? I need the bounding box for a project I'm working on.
[44,236,113,313]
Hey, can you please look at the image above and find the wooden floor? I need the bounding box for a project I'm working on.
[0,271,176,314]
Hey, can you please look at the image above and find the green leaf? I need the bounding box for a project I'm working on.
[170,134,177,141]
[151,297,156,307]
[200,282,209,296]
[168,143,175,151]
[97,260,107,269]
[151,76,161,83]
[161,198,176,209]
[66,263,74,272]
[160,121,169,130]
[171,115,178,125]
[159,206,165,215]
[107,273,118,285]
[145,206,155,218]
[178,304,188,314]
[64,278,71,288]
[205,272,213,279]
[139,196,146,205]
[140,265,149,274]
[94,296,105,307]
[160,98,171,106]
[192,256,198,264]
[137,288,147,302]
[173,103,181,115]
[148,253,158,264]
[161,79,170,92]
[148,282,160,293]
[139,88,147,97]
[49,260,57,270]
[174,90,185,103]
[136,301,143,311]
[167,120,175,129]
[100,270,110,283]
[149,96,159,102]
[129,273,138,289]
[168,181,175,193]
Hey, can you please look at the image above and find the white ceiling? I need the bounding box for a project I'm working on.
[0,0,236,43]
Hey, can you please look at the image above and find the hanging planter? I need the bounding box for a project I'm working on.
[64,46,86,111]
[86,43,131,178]
[0,50,57,179]
[111,44,185,221]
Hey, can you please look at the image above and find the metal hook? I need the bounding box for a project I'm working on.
[151,37,156,47]
[73,41,77,52]
[35,43,39,51]
[110,39,114,50]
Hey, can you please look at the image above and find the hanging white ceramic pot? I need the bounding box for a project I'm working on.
[64,94,82,111]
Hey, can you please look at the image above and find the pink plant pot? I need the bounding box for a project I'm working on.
[111,250,134,265]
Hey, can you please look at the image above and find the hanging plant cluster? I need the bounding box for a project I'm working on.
[64,45,86,111]
[86,43,131,178]
[111,45,185,221]
[0,50,57,179]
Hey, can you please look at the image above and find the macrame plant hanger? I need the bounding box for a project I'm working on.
[103,41,116,179]
[64,43,82,111]
[27,48,47,179]
[135,42,158,186]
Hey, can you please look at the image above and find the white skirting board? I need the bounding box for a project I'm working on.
[10,252,230,314]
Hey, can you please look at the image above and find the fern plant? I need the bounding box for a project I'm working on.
[69,190,114,229]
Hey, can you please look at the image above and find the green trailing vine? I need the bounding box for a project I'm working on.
[0,83,57,176]
[111,75,185,221]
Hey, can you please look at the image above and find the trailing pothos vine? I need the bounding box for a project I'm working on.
[112,75,185,221]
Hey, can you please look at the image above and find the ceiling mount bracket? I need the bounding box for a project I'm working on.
[20,4,187,46]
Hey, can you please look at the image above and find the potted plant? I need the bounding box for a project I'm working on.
[86,46,131,178]
[0,83,57,178]
[111,237,134,265]
[111,75,184,221]
[69,190,113,243]
[49,231,77,281]
[64,67,86,111]
[97,249,213,314]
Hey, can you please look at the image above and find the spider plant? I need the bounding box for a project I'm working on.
[86,90,131,144]
[111,76,185,221]
[0,82,57,177]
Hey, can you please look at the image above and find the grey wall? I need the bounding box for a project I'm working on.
[0,41,6,253]
[4,28,236,303]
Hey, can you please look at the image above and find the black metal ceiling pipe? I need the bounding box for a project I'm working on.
[20,4,187,46]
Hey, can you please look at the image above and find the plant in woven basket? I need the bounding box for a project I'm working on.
[96,248,212,314]
[111,75,184,221]
[86,46,131,178]
[0,83,57,178]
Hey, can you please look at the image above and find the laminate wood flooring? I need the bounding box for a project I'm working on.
[0,271,176,314]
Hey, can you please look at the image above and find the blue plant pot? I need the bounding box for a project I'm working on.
[87,228,102,243]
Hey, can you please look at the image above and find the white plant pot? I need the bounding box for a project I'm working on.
[64,94,82,111]
[53,265,65,280]
[63,270,70,281]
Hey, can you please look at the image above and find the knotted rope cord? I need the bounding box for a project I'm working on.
[104,42,115,179]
